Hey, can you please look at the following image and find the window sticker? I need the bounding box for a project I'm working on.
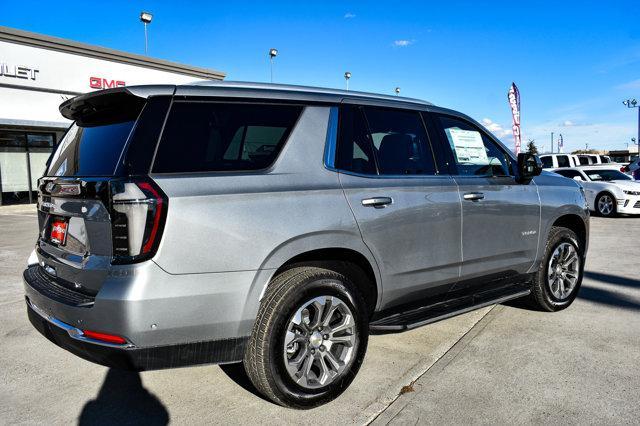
[445,128,489,165]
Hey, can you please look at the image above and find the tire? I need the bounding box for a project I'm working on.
[529,226,584,312]
[595,192,616,217]
[243,265,369,409]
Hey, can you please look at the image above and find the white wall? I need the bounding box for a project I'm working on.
[0,40,215,125]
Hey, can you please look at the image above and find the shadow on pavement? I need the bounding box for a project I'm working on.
[218,362,271,402]
[578,285,640,311]
[584,271,640,289]
[78,369,169,425]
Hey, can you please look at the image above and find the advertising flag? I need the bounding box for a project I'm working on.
[508,82,521,154]
[558,134,564,153]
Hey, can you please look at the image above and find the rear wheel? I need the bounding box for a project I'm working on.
[243,265,368,409]
[529,226,584,311]
[596,192,616,217]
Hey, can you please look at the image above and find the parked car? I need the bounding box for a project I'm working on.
[539,153,581,169]
[576,154,613,165]
[24,82,589,408]
[622,158,640,180]
[553,166,640,216]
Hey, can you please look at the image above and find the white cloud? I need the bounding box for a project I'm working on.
[524,120,634,153]
[393,39,414,47]
[616,79,640,90]
[562,120,575,127]
[344,12,356,18]
[481,118,512,138]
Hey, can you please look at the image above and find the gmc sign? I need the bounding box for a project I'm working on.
[90,76,125,89]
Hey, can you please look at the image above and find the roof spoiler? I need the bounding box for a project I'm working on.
[59,85,175,126]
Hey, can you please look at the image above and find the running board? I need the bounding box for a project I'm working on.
[369,289,531,334]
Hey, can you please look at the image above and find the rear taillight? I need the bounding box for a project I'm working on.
[109,178,167,264]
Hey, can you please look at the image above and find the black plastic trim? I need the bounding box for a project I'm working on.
[27,303,248,371]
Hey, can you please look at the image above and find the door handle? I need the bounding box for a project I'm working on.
[362,197,393,208]
[463,192,485,201]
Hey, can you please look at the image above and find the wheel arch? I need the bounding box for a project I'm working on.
[552,214,587,252]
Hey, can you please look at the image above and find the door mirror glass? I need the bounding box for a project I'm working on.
[516,153,542,183]
[572,175,584,182]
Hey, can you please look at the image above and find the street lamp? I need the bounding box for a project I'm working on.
[623,99,640,161]
[269,48,278,83]
[140,11,153,55]
[395,87,401,96]
[344,71,351,90]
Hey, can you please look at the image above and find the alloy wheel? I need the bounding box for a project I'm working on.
[283,295,357,389]
[598,195,614,216]
[547,242,580,300]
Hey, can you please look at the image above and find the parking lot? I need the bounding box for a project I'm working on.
[1,208,638,425]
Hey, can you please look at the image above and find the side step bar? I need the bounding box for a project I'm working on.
[369,289,531,334]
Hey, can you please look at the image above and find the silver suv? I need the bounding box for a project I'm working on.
[24,82,589,408]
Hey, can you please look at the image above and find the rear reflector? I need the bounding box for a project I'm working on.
[82,329,127,345]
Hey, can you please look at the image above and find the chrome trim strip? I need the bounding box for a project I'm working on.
[27,299,135,349]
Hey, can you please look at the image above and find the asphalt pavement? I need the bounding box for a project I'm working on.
[0,207,638,425]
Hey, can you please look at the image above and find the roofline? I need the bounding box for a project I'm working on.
[176,81,435,107]
[0,26,226,80]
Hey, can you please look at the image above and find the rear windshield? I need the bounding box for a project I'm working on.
[47,120,135,176]
[152,102,302,173]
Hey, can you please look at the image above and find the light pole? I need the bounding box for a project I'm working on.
[550,131,554,153]
[623,99,640,160]
[269,48,278,83]
[395,87,401,96]
[344,72,351,90]
[140,11,153,55]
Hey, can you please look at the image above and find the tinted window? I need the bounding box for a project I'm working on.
[555,169,581,179]
[600,156,611,163]
[540,156,553,168]
[584,169,631,181]
[556,155,570,167]
[436,115,511,176]
[153,102,302,173]
[336,106,377,174]
[362,107,436,175]
[578,156,590,165]
[47,121,135,176]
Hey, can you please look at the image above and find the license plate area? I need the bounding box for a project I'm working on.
[49,217,69,246]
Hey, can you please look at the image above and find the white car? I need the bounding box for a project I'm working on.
[553,166,640,217]
[540,153,581,169]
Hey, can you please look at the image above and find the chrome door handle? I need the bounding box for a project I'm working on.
[463,192,485,201]
[362,197,393,208]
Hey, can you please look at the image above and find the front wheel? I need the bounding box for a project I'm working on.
[529,226,584,311]
[243,265,369,409]
[596,192,616,217]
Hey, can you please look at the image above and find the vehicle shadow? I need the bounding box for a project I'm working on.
[78,369,169,425]
[584,271,640,289]
[218,362,271,402]
[578,286,640,311]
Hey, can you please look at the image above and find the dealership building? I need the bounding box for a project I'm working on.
[0,26,225,204]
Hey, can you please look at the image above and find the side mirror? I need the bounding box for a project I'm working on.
[572,176,584,182]
[516,153,543,184]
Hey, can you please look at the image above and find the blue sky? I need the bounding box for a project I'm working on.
[2,1,639,152]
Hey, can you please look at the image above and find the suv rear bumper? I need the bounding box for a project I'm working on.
[23,260,265,369]
[26,299,247,370]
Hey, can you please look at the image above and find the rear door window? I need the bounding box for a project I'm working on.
[47,120,135,176]
[152,102,302,173]
[362,107,436,175]
[556,155,570,167]
[335,105,437,175]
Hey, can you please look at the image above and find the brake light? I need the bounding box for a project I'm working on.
[110,178,167,264]
[82,329,127,345]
